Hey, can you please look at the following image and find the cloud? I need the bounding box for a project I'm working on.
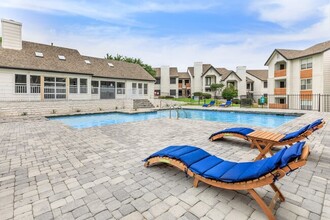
[250,0,328,27]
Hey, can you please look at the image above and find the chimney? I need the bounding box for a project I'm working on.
[160,65,170,96]
[236,66,247,96]
[1,19,22,50]
[193,62,203,93]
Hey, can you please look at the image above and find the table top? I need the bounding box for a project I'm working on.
[248,130,285,142]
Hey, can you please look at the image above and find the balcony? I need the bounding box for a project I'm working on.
[300,90,313,100]
[300,69,312,78]
[274,69,286,77]
[178,83,190,89]
[269,103,288,109]
[274,88,286,95]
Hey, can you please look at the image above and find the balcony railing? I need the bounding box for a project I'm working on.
[300,69,312,78]
[300,90,313,100]
[269,103,288,109]
[274,88,286,95]
[15,84,27,93]
[30,85,40,93]
[274,69,286,77]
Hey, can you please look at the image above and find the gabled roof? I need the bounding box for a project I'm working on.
[153,67,179,78]
[216,67,241,81]
[0,41,155,81]
[201,64,222,77]
[187,67,194,77]
[246,77,254,83]
[265,40,330,65]
[178,71,190,79]
[246,69,268,81]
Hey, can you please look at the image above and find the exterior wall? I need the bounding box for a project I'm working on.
[1,19,22,50]
[169,77,178,98]
[323,50,330,94]
[193,62,203,93]
[221,73,241,97]
[202,68,221,94]
[0,68,154,101]
[160,66,170,96]
[246,74,267,95]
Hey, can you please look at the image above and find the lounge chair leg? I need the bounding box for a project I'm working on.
[193,178,199,188]
[270,183,285,202]
[248,189,276,220]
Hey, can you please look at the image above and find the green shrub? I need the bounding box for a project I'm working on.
[193,92,203,97]
[232,98,241,104]
[258,97,268,105]
[159,96,174,99]
[202,93,211,99]
[222,85,238,100]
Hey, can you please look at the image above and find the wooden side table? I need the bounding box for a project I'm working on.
[248,131,285,160]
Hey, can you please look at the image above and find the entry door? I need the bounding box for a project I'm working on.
[100,81,115,99]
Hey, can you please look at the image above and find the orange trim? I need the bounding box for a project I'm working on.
[300,90,313,100]
[269,103,288,109]
[300,69,312,78]
[275,69,286,77]
[274,88,286,95]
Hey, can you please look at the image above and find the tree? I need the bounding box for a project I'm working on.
[106,53,156,77]
[222,85,238,100]
[210,83,224,98]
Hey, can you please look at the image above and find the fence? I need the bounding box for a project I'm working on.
[240,93,330,112]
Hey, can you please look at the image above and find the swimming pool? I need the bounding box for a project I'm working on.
[49,109,298,129]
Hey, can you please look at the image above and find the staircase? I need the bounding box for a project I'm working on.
[133,99,155,109]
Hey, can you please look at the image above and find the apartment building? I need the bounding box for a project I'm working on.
[0,19,155,102]
[265,40,330,109]
[154,62,267,99]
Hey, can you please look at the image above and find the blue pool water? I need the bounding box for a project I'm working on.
[49,109,298,129]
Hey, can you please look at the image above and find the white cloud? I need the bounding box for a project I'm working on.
[250,0,328,27]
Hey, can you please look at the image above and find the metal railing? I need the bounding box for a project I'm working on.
[15,84,27,93]
[240,93,330,112]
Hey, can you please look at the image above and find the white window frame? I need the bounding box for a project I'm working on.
[301,57,312,70]
[300,78,312,90]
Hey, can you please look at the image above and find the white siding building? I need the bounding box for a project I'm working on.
[0,19,155,102]
[265,40,330,110]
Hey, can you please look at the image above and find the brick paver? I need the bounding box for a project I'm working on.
[0,109,329,219]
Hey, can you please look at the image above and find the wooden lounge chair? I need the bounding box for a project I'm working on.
[220,100,232,107]
[202,100,215,107]
[209,119,324,160]
[144,142,309,220]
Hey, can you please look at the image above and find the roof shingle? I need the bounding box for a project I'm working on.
[246,69,268,81]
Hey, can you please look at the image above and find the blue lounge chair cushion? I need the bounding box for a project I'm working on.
[203,101,215,107]
[280,125,310,141]
[145,142,305,183]
[209,127,254,139]
[308,119,323,130]
[280,141,304,168]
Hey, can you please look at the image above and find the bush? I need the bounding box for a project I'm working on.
[193,92,203,97]
[159,96,174,99]
[222,85,238,100]
[232,98,241,104]
[202,93,211,99]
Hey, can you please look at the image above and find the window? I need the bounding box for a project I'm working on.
[144,84,148,95]
[35,52,44,58]
[170,78,176,84]
[279,81,286,88]
[15,74,27,93]
[301,57,312,70]
[280,64,285,70]
[85,60,91,64]
[301,78,312,90]
[138,83,143,94]
[70,78,78,93]
[247,84,250,90]
[91,81,99,94]
[44,77,66,99]
[205,77,211,86]
[155,78,161,84]
[132,83,137,94]
[58,55,66,60]
[30,75,40,93]
[263,94,268,98]
[117,82,125,94]
[80,79,87,93]
[170,89,176,96]
[279,98,285,104]
[264,81,268,88]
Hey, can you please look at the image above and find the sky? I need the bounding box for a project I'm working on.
[0,0,329,71]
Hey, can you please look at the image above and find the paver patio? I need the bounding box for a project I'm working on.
[0,109,329,220]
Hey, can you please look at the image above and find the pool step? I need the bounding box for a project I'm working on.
[133,99,155,109]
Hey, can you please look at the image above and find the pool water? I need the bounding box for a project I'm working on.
[49,109,298,129]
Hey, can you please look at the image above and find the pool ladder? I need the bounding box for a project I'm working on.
[169,105,187,119]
